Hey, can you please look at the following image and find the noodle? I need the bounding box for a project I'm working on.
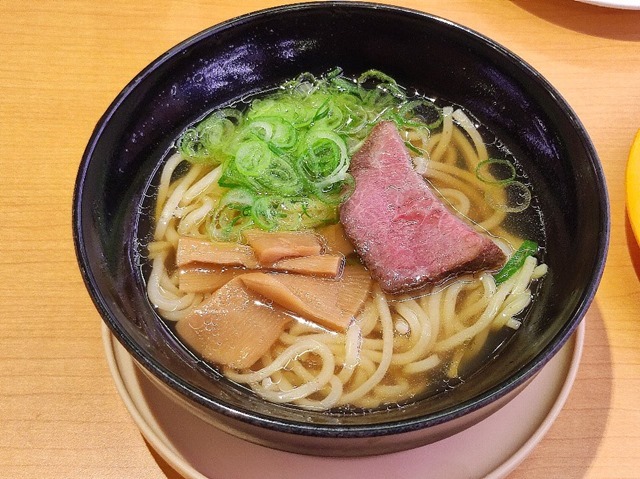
[145,73,547,411]
[337,286,394,406]
[429,106,454,162]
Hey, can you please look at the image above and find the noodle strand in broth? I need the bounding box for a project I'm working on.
[145,69,546,411]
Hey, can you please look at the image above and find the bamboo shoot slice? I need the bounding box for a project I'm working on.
[240,266,372,332]
[176,237,258,268]
[176,278,290,369]
[270,254,344,278]
[178,265,245,293]
[242,230,323,265]
[316,223,355,256]
[337,264,373,315]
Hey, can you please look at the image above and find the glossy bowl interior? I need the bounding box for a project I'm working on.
[73,1,609,456]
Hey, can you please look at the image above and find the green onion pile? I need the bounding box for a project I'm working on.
[176,68,443,240]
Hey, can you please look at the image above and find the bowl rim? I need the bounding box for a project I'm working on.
[73,0,610,438]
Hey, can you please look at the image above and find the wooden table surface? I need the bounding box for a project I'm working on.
[2,0,639,477]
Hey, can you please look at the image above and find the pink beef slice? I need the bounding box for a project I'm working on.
[339,121,506,294]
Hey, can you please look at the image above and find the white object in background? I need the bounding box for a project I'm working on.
[576,0,640,9]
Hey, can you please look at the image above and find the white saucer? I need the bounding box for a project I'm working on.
[576,0,640,9]
[103,321,585,479]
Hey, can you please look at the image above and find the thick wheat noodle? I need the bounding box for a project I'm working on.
[155,152,184,218]
[337,287,394,405]
[425,134,456,166]
[158,302,198,322]
[177,197,215,236]
[155,163,203,240]
[260,351,297,394]
[357,301,379,336]
[183,165,222,203]
[359,346,383,364]
[440,187,471,216]
[393,302,422,349]
[225,339,334,386]
[424,291,443,348]
[159,267,180,295]
[435,280,516,353]
[429,106,454,162]
[349,369,369,393]
[390,301,434,365]
[492,292,532,330]
[174,201,200,219]
[163,219,180,245]
[452,109,489,165]
[449,279,492,333]
[424,167,505,230]
[424,162,485,203]
[146,108,547,410]
[426,131,441,153]
[449,127,480,170]
[465,327,491,359]
[351,355,377,383]
[426,120,503,201]
[424,161,508,232]
[403,354,441,374]
[446,124,508,219]
[511,257,538,295]
[434,259,536,353]
[443,146,458,165]
[455,275,495,326]
[147,252,197,312]
[338,323,363,383]
[294,376,344,411]
[441,280,467,338]
[425,155,500,193]
[147,240,172,258]
[532,264,548,279]
[447,347,467,378]
[289,359,323,383]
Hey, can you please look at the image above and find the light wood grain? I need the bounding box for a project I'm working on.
[1,0,639,477]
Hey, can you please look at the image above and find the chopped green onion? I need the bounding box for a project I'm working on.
[178,109,241,164]
[298,129,349,187]
[494,240,539,285]
[404,141,425,156]
[250,195,283,230]
[177,68,451,238]
[257,155,303,196]
[357,69,398,86]
[396,99,443,130]
[330,76,362,97]
[485,181,532,213]
[475,158,517,185]
[234,140,271,177]
[243,117,298,150]
[208,188,255,241]
[357,69,406,100]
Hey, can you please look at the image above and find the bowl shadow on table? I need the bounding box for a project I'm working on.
[511,0,640,41]
[514,301,612,477]
[145,439,185,479]
[625,214,640,281]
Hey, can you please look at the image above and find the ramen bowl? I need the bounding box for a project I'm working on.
[73,2,608,456]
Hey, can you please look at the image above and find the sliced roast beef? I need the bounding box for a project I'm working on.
[339,121,506,294]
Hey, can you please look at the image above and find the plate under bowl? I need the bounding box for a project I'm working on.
[73,1,608,455]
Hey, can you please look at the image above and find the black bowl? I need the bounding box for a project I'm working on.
[73,1,608,456]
